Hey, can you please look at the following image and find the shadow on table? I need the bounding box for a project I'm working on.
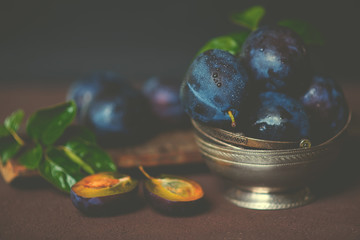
[313,134,360,198]
[10,175,54,190]
[75,196,147,218]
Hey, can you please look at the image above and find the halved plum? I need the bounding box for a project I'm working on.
[70,172,138,215]
[139,166,205,215]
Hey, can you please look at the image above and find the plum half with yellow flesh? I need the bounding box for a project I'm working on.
[139,166,205,215]
[70,172,138,215]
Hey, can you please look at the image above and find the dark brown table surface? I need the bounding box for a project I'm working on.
[1,82,360,240]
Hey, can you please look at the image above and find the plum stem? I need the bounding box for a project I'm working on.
[138,166,156,180]
[227,110,236,128]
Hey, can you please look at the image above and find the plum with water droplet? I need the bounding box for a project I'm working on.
[300,75,348,144]
[180,49,251,130]
[245,91,310,142]
[239,25,312,95]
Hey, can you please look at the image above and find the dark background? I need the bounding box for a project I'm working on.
[1,0,359,85]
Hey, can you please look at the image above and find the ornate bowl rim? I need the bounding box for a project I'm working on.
[192,109,352,154]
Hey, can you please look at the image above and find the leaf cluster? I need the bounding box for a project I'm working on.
[0,101,116,192]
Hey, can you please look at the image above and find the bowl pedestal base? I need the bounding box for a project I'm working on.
[225,186,316,210]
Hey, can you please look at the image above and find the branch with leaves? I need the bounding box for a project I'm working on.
[0,101,116,193]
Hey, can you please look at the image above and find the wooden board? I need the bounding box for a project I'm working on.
[0,129,203,183]
[108,130,203,168]
[0,159,39,183]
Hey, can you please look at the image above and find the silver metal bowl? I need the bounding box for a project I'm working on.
[192,112,352,210]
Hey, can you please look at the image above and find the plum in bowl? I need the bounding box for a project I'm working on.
[180,23,351,210]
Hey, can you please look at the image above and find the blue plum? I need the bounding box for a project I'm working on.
[142,76,189,129]
[66,71,127,123]
[239,25,311,95]
[245,91,310,142]
[300,75,348,143]
[180,49,251,130]
[87,88,152,146]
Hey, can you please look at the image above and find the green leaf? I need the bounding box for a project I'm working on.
[196,31,250,56]
[4,109,24,132]
[0,136,21,164]
[231,5,265,30]
[39,148,85,192]
[64,139,117,172]
[228,31,251,45]
[57,125,97,144]
[59,145,95,175]
[0,125,10,138]
[26,101,76,146]
[18,144,43,169]
[278,19,325,46]
[197,36,239,56]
